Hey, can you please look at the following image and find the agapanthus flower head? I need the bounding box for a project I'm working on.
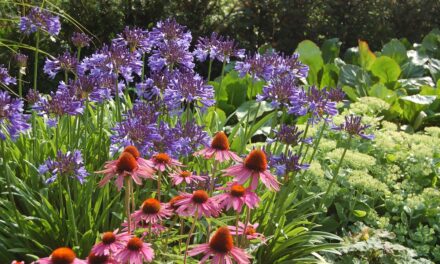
[235,52,275,81]
[39,150,88,184]
[115,237,154,264]
[148,19,192,47]
[272,124,303,146]
[131,198,173,224]
[167,121,210,157]
[0,91,30,141]
[188,226,251,264]
[214,37,245,63]
[170,170,205,186]
[44,52,79,78]
[228,222,265,242]
[164,72,214,111]
[334,115,374,140]
[149,152,182,172]
[174,190,220,218]
[91,229,130,256]
[257,74,299,108]
[35,247,86,264]
[96,149,154,190]
[214,182,260,213]
[71,32,91,48]
[268,151,309,176]
[33,82,84,125]
[26,89,40,105]
[114,26,150,53]
[194,131,242,162]
[193,32,224,62]
[328,86,345,102]
[14,53,28,69]
[19,7,61,36]
[0,65,17,86]
[70,75,110,103]
[149,41,194,72]
[273,53,309,79]
[224,149,280,191]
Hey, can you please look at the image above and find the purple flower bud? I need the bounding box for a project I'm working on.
[71,32,91,48]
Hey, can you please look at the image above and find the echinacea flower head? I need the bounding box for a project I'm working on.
[91,229,130,256]
[170,170,205,186]
[44,52,79,78]
[19,7,61,36]
[12,261,25,264]
[214,182,260,213]
[86,252,117,264]
[71,32,91,49]
[131,198,173,224]
[149,152,182,172]
[39,150,88,184]
[34,247,86,264]
[224,149,280,191]
[228,222,265,242]
[188,227,251,264]
[0,91,30,141]
[115,237,154,264]
[168,195,185,211]
[334,115,374,140]
[194,131,242,162]
[175,190,220,218]
[96,149,154,190]
[0,65,17,86]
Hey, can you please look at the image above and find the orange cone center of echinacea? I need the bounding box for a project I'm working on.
[102,231,116,245]
[244,149,267,172]
[245,226,256,236]
[116,152,138,173]
[169,195,184,210]
[87,252,108,264]
[142,198,161,214]
[51,247,76,264]
[127,237,143,251]
[180,171,191,178]
[209,227,234,253]
[154,153,171,164]
[230,184,246,197]
[210,131,230,150]
[123,145,140,159]
[192,190,209,204]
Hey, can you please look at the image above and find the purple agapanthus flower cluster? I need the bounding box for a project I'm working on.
[39,150,88,184]
[257,75,299,108]
[19,7,61,36]
[71,32,92,48]
[271,124,304,146]
[69,76,111,103]
[333,115,374,140]
[289,86,338,123]
[164,72,214,111]
[33,82,84,126]
[44,51,79,78]
[269,151,309,176]
[114,26,150,53]
[193,32,245,63]
[0,91,30,141]
[0,65,17,86]
[170,121,210,157]
[136,71,173,101]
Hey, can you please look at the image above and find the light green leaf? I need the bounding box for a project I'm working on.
[295,40,324,85]
[358,40,376,70]
[370,56,401,83]
[353,210,367,218]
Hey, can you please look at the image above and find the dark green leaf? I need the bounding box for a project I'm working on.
[381,39,408,65]
[321,38,341,64]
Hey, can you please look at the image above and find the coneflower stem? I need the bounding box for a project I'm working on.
[165,216,178,252]
[178,218,184,252]
[183,211,198,264]
[209,159,218,195]
[235,211,240,245]
[125,178,132,234]
[241,206,251,246]
[313,135,352,222]
[157,170,162,200]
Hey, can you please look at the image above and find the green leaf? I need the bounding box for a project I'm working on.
[343,47,359,65]
[398,77,435,94]
[368,83,397,103]
[427,59,440,82]
[236,100,273,120]
[370,56,401,83]
[295,40,324,85]
[381,39,408,65]
[319,63,339,88]
[401,60,426,78]
[321,38,341,64]
[338,64,371,97]
[401,94,437,105]
[353,210,367,218]
[421,28,440,58]
[358,40,376,70]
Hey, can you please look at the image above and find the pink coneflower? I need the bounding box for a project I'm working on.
[188,227,251,264]
[214,182,260,213]
[194,131,242,162]
[224,149,280,191]
[91,229,130,256]
[170,170,205,186]
[175,190,220,218]
[34,247,86,264]
[96,150,154,190]
[121,220,166,236]
[86,252,117,264]
[12,261,25,264]
[123,145,155,168]
[131,198,173,224]
[168,195,185,212]
[149,152,182,172]
[228,222,266,241]
[114,237,154,264]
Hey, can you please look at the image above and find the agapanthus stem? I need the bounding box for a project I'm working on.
[114,75,122,122]
[33,30,40,91]
[18,71,23,98]
[97,103,105,163]
[207,59,213,82]
[125,177,132,234]
[217,59,227,104]
[301,120,328,182]
[83,100,89,162]
[297,121,310,157]
[141,53,146,81]
[65,176,79,246]
[183,211,198,264]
